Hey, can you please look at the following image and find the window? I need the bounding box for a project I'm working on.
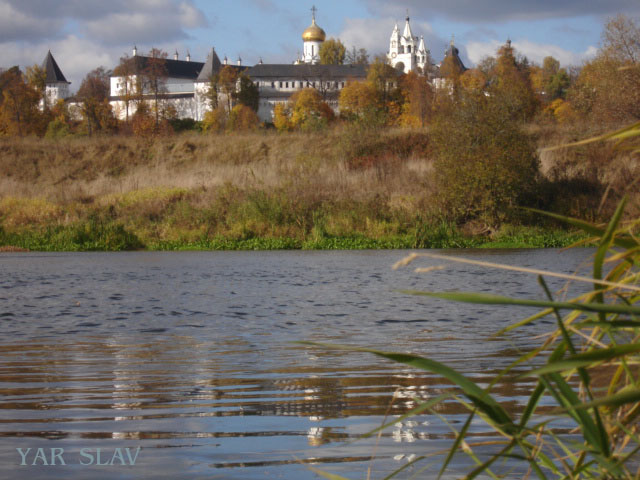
[279,81,283,88]
[407,45,412,53]
[286,82,289,88]
[271,82,275,88]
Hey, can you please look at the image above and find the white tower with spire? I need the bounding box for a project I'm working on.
[387,14,428,74]
[302,6,326,64]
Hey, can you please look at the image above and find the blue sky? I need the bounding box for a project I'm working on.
[1,0,638,89]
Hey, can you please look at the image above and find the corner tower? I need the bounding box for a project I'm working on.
[302,6,326,64]
[42,51,71,107]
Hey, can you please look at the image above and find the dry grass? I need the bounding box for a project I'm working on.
[0,129,437,246]
[0,129,432,205]
[0,125,633,249]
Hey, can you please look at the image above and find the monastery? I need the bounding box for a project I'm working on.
[40,9,466,123]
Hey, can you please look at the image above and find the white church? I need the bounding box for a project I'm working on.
[40,9,465,123]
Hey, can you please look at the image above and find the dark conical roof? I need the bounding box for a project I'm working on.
[197,48,223,81]
[443,42,467,72]
[42,50,70,84]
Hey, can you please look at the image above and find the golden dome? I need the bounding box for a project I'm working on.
[302,19,326,42]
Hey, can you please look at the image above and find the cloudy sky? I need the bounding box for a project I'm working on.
[1,0,639,90]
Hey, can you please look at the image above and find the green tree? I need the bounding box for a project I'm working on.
[235,75,259,112]
[367,56,398,105]
[345,46,369,65]
[319,38,346,65]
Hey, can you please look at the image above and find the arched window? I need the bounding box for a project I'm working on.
[407,45,412,53]
[399,46,405,54]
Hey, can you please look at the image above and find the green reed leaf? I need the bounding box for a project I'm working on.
[399,291,640,315]
[438,410,475,480]
[572,388,640,412]
[523,343,640,377]
[545,372,608,457]
[524,208,638,249]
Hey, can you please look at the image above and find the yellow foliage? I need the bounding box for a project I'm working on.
[104,187,188,209]
[338,81,378,118]
[227,105,260,132]
[0,197,64,228]
[202,107,228,133]
[460,69,487,93]
[545,98,577,124]
[273,103,291,132]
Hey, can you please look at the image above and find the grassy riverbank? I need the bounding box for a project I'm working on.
[0,127,629,252]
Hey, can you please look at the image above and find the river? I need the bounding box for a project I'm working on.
[0,249,593,479]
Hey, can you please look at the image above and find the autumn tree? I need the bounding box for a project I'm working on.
[113,54,140,123]
[569,14,640,123]
[142,48,168,127]
[459,68,487,93]
[202,106,228,133]
[284,88,334,131]
[398,71,433,127]
[488,41,537,121]
[319,38,346,65]
[338,80,380,123]
[0,67,43,136]
[218,65,239,112]
[273,103,291,132]
[77,67,115,136]
[228,104,260,131]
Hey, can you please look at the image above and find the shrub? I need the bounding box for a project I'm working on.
[432,92,540,226]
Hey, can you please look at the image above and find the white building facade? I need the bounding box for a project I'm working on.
[387,16,430,74]
[43,9,461,124]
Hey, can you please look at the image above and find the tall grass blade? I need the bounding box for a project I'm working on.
[571,388,640,411]
[525,208,638,249]
[523,343,640,377]
[437,410,475,480]
[399,291,640,315]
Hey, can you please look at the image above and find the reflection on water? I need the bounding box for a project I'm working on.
[0,250,593,479]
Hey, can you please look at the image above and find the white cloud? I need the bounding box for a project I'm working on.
[0,0,207,46]
[363,0,640,23]
[0,1,62,42]
[465,39,597,67]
